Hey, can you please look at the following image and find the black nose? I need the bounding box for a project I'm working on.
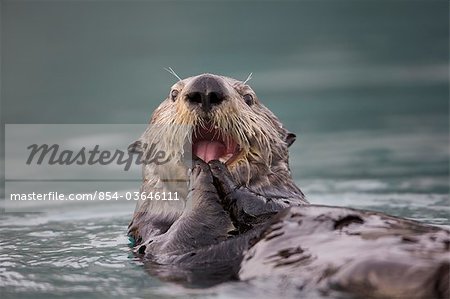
[185,75,226,111]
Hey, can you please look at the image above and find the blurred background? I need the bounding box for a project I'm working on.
[1,1,449,298]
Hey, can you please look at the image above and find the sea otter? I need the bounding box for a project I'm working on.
[128,74,449,298]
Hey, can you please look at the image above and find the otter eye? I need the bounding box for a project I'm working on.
[243,94,254,105]
[170,90,179,101]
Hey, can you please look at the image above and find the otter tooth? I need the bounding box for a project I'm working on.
[219,153,234,163]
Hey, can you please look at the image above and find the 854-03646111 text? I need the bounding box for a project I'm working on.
[9,191,179,201]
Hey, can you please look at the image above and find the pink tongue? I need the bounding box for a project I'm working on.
[193,141,226,162]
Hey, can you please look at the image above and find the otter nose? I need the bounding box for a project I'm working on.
[185,75,226,111]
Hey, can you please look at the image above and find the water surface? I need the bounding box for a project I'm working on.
[1,1,448,298]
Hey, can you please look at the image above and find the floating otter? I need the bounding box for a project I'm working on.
[128,74,449,298]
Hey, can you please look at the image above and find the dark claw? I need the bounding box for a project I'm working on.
[208,160,239,196]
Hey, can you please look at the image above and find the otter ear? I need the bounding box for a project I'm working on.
[285,132,296,147]
[128,140,144,153]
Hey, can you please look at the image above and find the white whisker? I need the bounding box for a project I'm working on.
[243,72,253,84]
[164,67,182,81]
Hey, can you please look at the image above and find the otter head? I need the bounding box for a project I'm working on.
[128,73,304,244]
[134,73,297,190]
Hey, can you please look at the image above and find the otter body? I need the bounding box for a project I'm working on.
[129,74,449,298]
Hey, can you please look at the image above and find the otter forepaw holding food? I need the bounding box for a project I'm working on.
[209,160,293,232]
[140,159,234,257]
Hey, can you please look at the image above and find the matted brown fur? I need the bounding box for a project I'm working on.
[128,73,307,245]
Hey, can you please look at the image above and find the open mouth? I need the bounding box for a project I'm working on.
[192,124,240,163]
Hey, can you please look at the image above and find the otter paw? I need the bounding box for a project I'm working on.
[188,158,215,192]
[208,160,238,196]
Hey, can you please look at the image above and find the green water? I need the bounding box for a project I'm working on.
[1,1,449,298]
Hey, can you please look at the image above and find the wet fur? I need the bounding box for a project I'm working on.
[128,74,307,245]
[128,74,449,298]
